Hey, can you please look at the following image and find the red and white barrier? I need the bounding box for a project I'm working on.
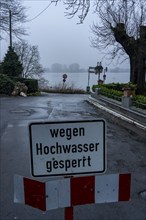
[14,173,131,212]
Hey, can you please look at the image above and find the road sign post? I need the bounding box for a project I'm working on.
[14,120,132,219]
[62,74,67,86]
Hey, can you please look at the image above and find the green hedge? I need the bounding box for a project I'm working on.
[13,78,38,93]
[133,95,146,109]
[92,84,122,95]
[0,74,38,95]
[0,74,15,95]
[92,83,146,109]
[93,82,138,91]
[22,79,38,93]
[101,83,126,91]
[92,84,123,101]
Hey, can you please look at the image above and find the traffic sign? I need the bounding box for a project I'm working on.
[29,119,106,177]
[88,67,95,74]
[63,74,67,79]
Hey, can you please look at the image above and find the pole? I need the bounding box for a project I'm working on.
[88,70,90,87]
[9,9,12,48]
[65,207,73,220]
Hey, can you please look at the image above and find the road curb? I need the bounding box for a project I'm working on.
[88,96,146,140]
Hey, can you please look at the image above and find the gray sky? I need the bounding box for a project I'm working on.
[1,0,129,69]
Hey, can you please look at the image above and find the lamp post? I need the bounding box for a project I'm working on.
[87,62,107,92]
[95,62,103,84]
[9,9,12,48]
[8,1,19,48]
[1,1,15,48]
[103,67,108,83]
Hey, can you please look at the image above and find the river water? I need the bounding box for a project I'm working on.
[43,71,130,91]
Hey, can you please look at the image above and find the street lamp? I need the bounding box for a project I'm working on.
[103,67,108,83]
[95,62,108,84]
[87,62,108,92]
[95,62,103,84]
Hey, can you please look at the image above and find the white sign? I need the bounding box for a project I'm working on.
[29,119,106,177]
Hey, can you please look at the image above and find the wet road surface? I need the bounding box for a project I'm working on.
[0,93,146,220]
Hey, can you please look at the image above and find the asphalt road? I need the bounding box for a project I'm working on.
[0,93,146,220]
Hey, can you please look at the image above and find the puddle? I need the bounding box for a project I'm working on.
[10,110,28,113]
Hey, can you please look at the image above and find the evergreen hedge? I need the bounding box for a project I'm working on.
[1,47,23,78]
[0,74,15,95]
[13,78,38,93]
[92,83,146,109]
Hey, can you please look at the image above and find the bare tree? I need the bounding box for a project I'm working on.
[0,0,27,42]
[91,0,146,94]
[51,0,146,93]
[51,0,115,23]
[51,0,90,23]
[13,41,44,79]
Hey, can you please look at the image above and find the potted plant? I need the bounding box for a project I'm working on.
[122,82,137,97]
[98,79,104,85]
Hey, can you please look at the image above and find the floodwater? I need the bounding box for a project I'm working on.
[43,71,130,90]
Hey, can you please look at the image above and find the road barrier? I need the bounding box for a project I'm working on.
[14,173,131,219]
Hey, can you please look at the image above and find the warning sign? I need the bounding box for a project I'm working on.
[29,119,106,177]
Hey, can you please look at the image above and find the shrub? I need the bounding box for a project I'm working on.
[13,78,38,93]
[92,83,146,109]
[42,82,86,94]
[102,83,126,91]
[92,82,137,92]
[27,91,41,96]
[92,84,123,101]
[133,95,146,109]
[0,74,15,95]
[135,95,146,104]
[22,79,38,93]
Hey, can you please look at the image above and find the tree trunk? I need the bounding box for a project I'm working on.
[129,55,145,94]
[113,24,146,95]
[129,56,138,84]
[137,57,146,94]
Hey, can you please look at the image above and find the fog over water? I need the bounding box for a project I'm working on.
[43,71,130,90]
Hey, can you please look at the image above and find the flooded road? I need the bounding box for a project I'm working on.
[0,93,146,220]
